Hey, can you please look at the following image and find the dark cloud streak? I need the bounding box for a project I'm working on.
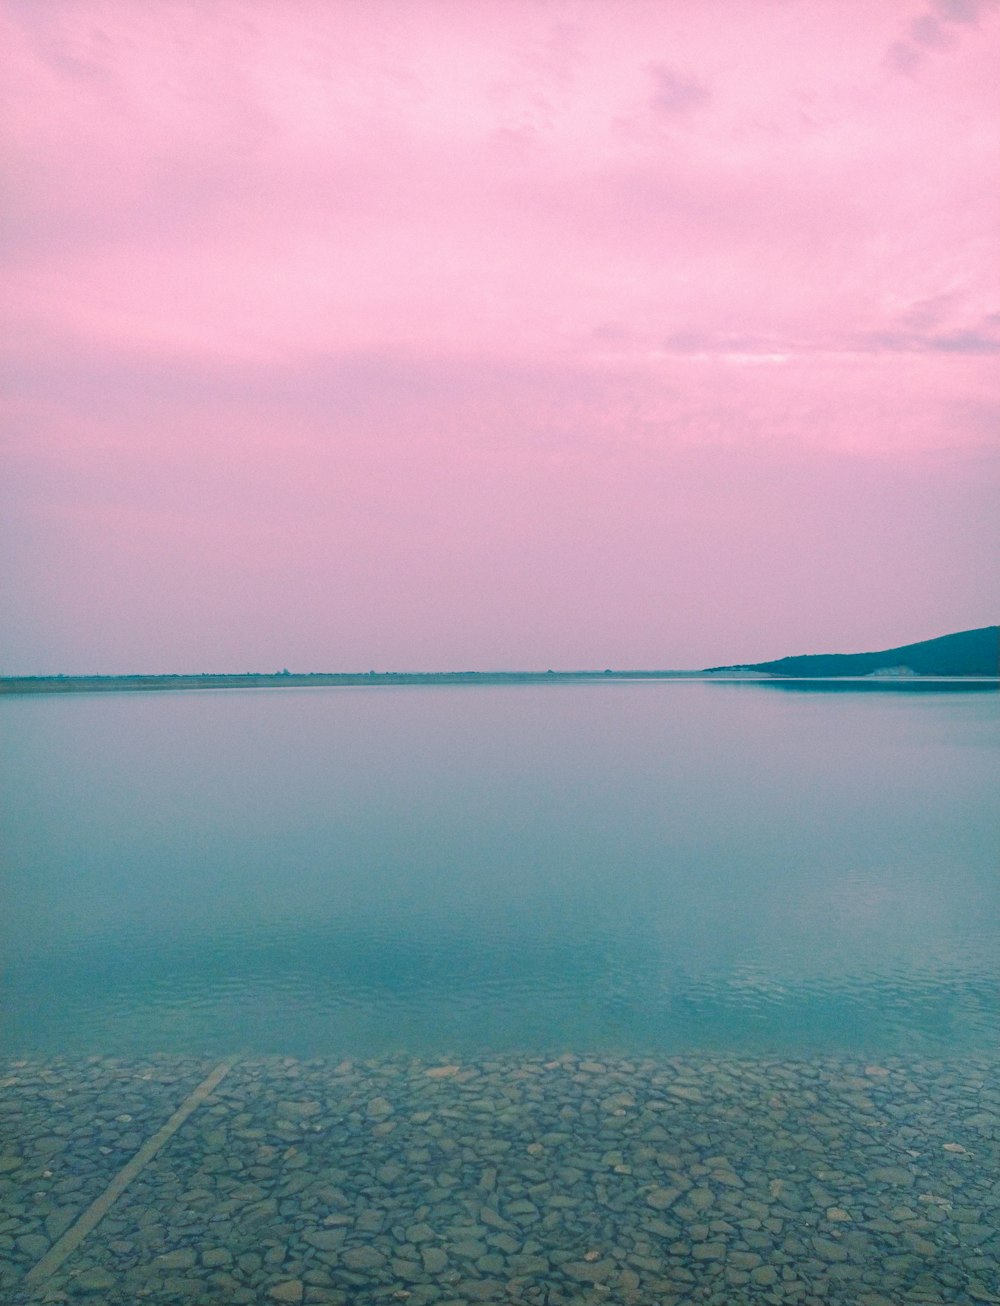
[647,62,711,116]
[886,0,997,70]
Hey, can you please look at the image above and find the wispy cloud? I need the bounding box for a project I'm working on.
[886,0,997,71]
[647,62,711,116]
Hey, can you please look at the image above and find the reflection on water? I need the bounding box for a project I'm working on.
[1,682,998,1058]
[741,677,999,694]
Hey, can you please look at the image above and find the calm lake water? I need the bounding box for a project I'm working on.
[2,682,997,1059]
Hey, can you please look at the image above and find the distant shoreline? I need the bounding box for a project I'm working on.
[5,627,995,694]
[2,670,997,695]
[0,671,700,695]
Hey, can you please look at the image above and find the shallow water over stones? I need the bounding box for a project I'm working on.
[1,1052,997,1304]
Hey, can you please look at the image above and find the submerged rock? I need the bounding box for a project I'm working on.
[0,1050,997,1305]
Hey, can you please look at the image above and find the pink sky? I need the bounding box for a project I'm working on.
[2,0,998,673]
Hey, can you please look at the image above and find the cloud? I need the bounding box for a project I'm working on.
[858,302,1000,355]
[647,62,711,116]
[886,0,997,70]
[858,330,1000,354]
[910,12,956,46]
[933,0,993,23]
[885,39,923,72]
[926,329,1000,353]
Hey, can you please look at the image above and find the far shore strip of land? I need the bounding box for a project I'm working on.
[4,627,996,693]
[0,670,711,695]
[2,669,998,695]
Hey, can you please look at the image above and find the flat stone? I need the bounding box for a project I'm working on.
[366,1096,393,1119]
[750,1265,778,1286]
[906,1233,938,1257]
[158,1279,208,1299]
[356,1210,385,1232]
[952,1206,983,1223]
[713,1168,744,1187]
[666,1084,703,1102]
[406,1221,436,1243]
[201,1248,232,1267]
[422,1246,448,1273]
[510,1253,549,1274]
[451,1239,487,1258]
[277,1100,321,1119]
[564,1258,615,1282]
[17,1233,50,1257]
[506,1200,538,1218]
[647,1186,681,1210]
[729,1251,763,1270]
[629,1253,663,1272]
[72,1267,117,1293]
[155,1248,197,1270]
[489,1232,519,1254]
[691,1242,726,1260]
[601,1092,636,1112]
[457,1279,505,1301]
[813,1236,849,1262]
[964,1112,996,1129]
[645,1218,680,1240]
[268,1281,304,1303]
[45,1208,77,1241]
[392,1259,424,1281]
[303,1228,346,1251]
[425,1065,461,1078]
[956,1224,996,1246]
[871,1166,914,1186]
[480,1205,511,1229]
[342,1246,386,1270]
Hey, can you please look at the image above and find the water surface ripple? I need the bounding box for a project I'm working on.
[2,682,997,1058]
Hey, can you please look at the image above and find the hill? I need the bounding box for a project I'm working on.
[711,625,1000,678]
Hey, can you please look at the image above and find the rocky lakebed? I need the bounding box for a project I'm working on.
[0,1051,997,1305]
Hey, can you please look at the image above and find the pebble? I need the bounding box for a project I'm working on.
[421,1246,447,1273]
[750,1264,779,1285]
[153,1248,196,1270]
[71,1266,116,1293]
[268,1280,304,1303]
[201,1247,232,1266]
[341,1246,386,1270]
[0,1050,996,1305]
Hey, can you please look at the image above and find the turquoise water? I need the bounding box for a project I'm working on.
[1,682,997,1058]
